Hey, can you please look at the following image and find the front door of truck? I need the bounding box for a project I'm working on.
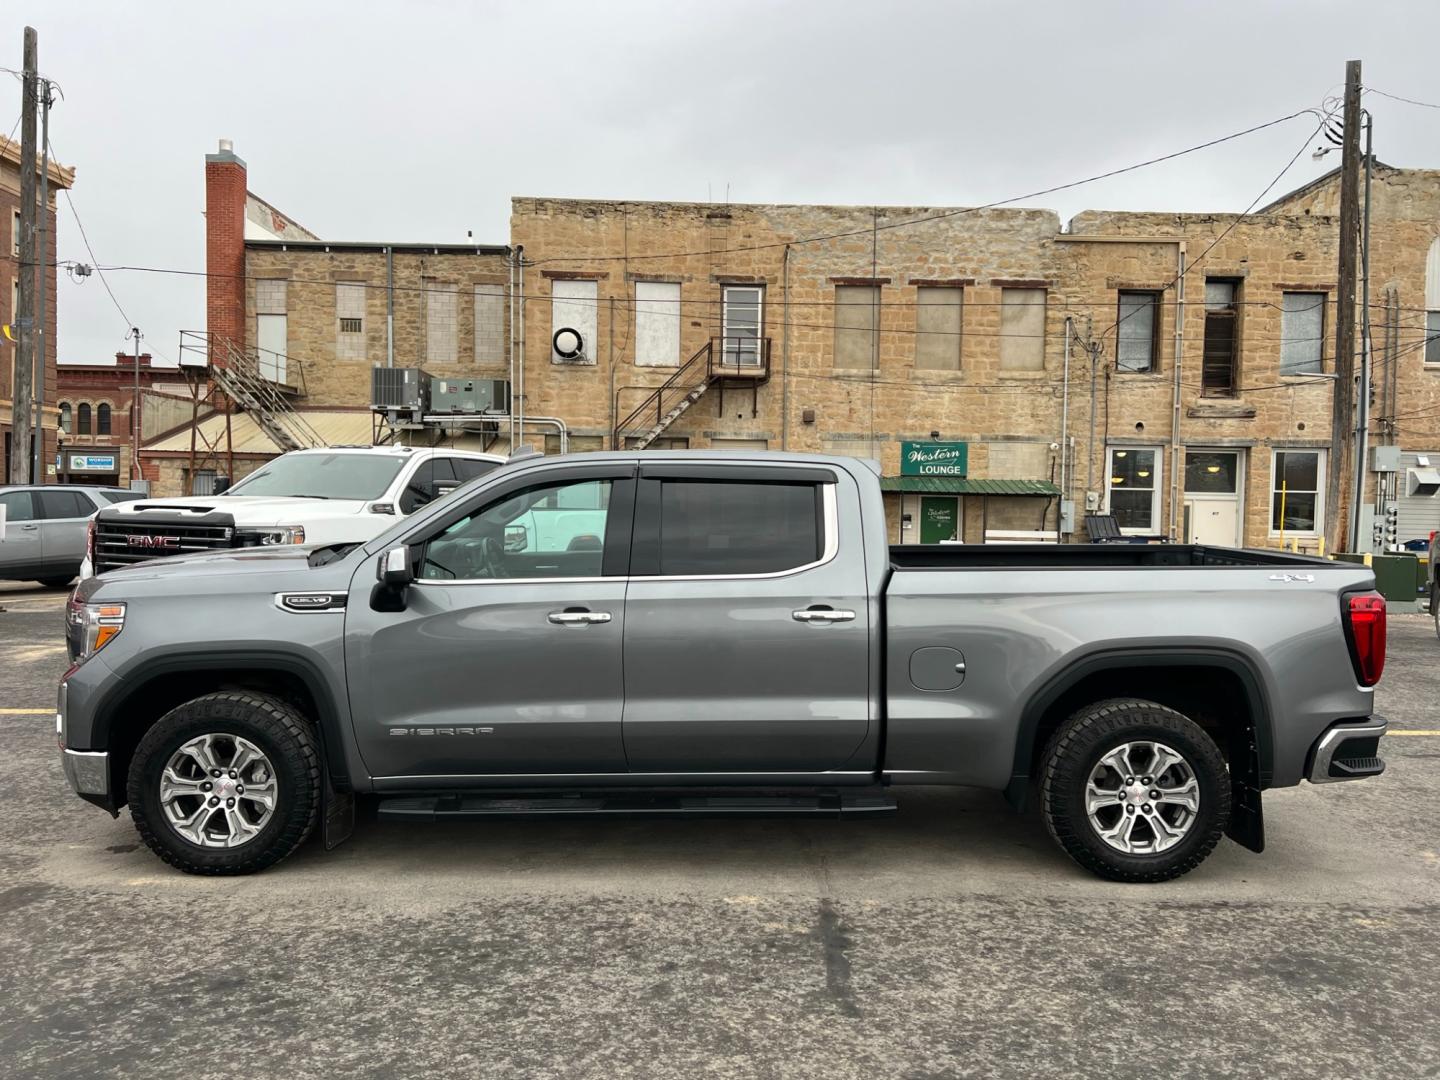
[344,466,636,779]
[621,464,872,774]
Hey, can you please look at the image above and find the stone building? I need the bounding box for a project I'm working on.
[172,138,1440,550]
[1,134,74,482]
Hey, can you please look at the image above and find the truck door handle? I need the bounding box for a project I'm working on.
[548,609,612,626]
[792,607,856,623]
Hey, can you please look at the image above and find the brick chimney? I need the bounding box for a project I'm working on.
[205,139,246,366]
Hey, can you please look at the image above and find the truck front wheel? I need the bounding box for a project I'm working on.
[1040,698,1229,883]
[127,691,321,875]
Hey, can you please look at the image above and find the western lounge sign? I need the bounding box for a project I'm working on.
[901,441,968,477]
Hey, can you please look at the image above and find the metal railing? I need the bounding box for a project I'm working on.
[613,337,770,448]
[177,330,324,453]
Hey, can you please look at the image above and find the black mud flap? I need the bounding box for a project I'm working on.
[321,761,355,851]
[1226,726,1265,853]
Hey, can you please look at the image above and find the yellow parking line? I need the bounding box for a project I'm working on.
[0,708,52,715]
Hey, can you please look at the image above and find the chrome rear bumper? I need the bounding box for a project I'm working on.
[1308,718,1387,784]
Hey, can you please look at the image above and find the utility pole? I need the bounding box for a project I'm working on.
[31,73,53,485]
[10,26,38,484]
[1349,109,1375,552]
[1327,59,1362,553]
[131,327,142,483]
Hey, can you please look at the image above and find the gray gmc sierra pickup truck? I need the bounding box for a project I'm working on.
[58,451,1389,882]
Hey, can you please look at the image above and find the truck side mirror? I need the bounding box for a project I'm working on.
[371,546,414,612]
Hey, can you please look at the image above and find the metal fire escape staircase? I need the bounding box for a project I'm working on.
[207,336,324,452]
[613,337,771,450]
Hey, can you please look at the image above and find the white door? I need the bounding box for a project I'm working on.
[256,313,287,384]
[1187,499,1240,547]
[1184,449,1243,546]
[721,287,763,366]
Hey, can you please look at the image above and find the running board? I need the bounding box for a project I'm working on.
[378,790,897,821]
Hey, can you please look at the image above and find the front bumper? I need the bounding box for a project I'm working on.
[61,747,110,798]
[1308,717,1388,783]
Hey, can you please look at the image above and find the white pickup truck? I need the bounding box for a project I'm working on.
[82,446,505,578]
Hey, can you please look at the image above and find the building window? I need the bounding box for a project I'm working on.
[1202,279,1240,395]
[635,281,682,367]
[76,403,92,435]
[11,209,19,256]
[1280,291,1325,375]
[1116,291,1159,372]
[1106,447,1161,533]
[1427,237,1440,365]
[255,278,288,383]
[1271,450,1324,535]
[97,403,112,436]
[58,403,71,433]
[551,279,598,365]
[191,469,218,496]
[834,285,879,369]
[1428,311,1440,366]
[999,287,1045,371]
[425,281,458,365]
[335,282,366,361]
[914,287,963,371]
[474,283,505,365]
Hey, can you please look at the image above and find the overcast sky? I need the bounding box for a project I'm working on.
[10,0,1440,366]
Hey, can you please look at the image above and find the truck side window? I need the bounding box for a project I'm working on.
[453,458,501,483]
[0,490,36,523]
[656,480,822,576]
[420,478,612,581]
[401,459,458,514]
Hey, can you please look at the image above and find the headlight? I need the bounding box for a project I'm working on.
[237,525,307,547]
[75,602,126,660]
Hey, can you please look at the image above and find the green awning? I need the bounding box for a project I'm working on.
[879,477,1060,496]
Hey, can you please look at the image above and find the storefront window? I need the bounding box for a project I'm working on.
[1107,447,1161,532]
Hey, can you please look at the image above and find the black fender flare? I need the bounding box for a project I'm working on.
[1003,647,1272,850]
[93,649,353,792]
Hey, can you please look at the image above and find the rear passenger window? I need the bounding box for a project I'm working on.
[0,491,36,522]
[39,490,94,519]
[657,481,822,576]
[454,458,501,482]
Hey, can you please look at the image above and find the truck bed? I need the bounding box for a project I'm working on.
[889,543,1339,570]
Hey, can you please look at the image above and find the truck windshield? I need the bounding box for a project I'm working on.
[223,454,407,501]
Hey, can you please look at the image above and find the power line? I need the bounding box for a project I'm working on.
[524,108,1323,266]
[1366,87,1440,111]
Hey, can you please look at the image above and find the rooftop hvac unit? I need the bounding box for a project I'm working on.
[371,367,430,418]
[431,378,510,415]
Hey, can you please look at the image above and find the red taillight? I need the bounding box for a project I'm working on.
[1345,592,1387,687]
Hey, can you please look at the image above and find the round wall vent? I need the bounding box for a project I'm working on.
[552,327,584,359]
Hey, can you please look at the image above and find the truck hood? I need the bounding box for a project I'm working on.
[103,494,368,527]
[82,543,338,589]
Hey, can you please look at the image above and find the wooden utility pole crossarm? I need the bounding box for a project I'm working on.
[1327,59,1362,553]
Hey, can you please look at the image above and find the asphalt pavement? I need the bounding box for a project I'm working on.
[1,580,1436,1079]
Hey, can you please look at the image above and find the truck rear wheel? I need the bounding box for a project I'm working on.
[127,691,321,875]
[1040,698,1229,883]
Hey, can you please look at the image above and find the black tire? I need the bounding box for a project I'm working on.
[127,691,320,875]
[1040,698,1230,883]
[36,576,74,589]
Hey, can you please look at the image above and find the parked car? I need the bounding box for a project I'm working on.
[80,445,505,578]
[0,484,143,587]
[59,452,1388,881]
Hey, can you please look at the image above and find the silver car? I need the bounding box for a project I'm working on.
[0,485,144,587]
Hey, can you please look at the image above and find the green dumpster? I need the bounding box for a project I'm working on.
[1369,553,1421,604]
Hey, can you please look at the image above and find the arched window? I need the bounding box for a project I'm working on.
[59,402,71,433]
[97,403,112,435]
[77,403,92,435]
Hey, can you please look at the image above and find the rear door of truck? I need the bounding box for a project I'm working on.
[621,462,874,775]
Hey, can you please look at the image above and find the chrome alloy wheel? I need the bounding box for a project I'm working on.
[1085,741,1200,855]
[159,733,279,848]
